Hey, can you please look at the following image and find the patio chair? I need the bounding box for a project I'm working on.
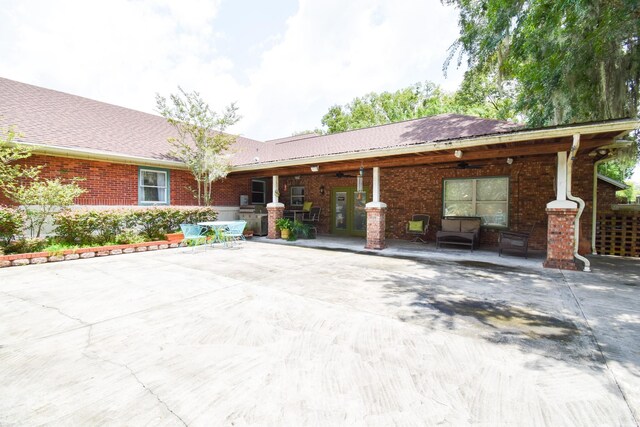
[406,214,430,243]
[302,207,321,237]
[223,220,247,247]
[179,224,208,251]
[499,223,535,258]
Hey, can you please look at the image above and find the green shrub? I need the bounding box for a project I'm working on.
[0,206,25,246]
[3,237,47,254]
[52,207,218,246]
[113,229,146,245]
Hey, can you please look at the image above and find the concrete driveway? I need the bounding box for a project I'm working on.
[1,242,638,426]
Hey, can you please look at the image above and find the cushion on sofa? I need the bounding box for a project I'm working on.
[441,219,460,232]
[460,219,480,233]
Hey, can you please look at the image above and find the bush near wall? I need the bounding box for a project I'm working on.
[54,207,218,245]
[0,207,26,246]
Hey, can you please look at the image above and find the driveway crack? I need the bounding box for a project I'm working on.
[83,349,188,426]
[1,292,88,326]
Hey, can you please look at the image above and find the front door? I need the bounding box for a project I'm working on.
[331,187,368,237]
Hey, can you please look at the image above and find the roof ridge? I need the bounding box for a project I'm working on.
[267,113,518,146]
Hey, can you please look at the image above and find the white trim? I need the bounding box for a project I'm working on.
[15,140,188,169]
[597,173,628,189]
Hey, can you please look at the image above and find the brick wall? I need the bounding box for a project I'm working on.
[597,181,622,213]
[253,154,599,250]
[0,154,256,207]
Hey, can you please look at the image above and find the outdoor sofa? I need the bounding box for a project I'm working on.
[436,216,482,251]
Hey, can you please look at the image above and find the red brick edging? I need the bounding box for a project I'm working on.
[0,240,183,268]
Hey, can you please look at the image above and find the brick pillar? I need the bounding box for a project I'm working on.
[543,208,578,270]
[267,203,284,239]
[365,205,387,250]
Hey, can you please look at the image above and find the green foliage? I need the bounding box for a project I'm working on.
[53,207,218,246]
[320,80,517,134]
[275,217,292,231]
[443,0,640,178]
[291,220,313,240]
[0,206,25,246]
[0,126,41,197]
[3,237,47,255]
[617,182,638,203]
[8,178,86,238]
[156,87,240,206]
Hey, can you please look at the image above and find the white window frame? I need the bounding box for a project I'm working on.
[443,176,509,227]
[139,168,169,205]
[290,186,305,206]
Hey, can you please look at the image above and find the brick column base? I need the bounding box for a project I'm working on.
[365,204,387,250]
[543,208,578,270]
[267,203,285,239]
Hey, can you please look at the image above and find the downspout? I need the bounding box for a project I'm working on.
[566,134,591,272]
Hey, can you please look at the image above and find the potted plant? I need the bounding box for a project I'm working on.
[275,218,293,240]
[243,226,254,239]
[292,220,313,239]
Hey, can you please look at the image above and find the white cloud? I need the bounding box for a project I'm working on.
[0,0,465,141]
[236,0,466,139]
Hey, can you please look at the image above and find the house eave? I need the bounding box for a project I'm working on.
[15,141,189,170]
[597,173,629,190]
[230,118,640,173]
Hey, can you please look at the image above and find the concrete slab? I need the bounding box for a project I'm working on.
[0,242,638,425]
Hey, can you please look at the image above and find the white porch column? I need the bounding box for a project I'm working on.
[547,152,577,209]
[272,175,280,204]
[267,175,284,239]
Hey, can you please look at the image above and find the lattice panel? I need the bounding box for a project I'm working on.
[596,213,640,257]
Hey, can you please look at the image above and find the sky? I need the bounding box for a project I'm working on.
[0,0,466,141]
[1,0,637,183]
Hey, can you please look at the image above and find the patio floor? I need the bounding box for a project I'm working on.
[0,240,638,425]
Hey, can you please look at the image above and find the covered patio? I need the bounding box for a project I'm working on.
[228,116,639,271]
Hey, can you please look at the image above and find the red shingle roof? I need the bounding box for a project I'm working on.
[0,77,262,163]
[233,114,521,166]
[1,77,522,168]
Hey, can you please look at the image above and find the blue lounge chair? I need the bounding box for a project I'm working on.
[223,221,247,247]
[179,224,208,250]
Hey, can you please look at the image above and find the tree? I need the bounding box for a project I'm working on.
[0,126,40,197]
[320,81,515,134]
[156,87,240,206]
[442,0,640,177]
[9,178,86,238]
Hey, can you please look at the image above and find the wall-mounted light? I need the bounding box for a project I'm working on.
[506,157,514,165]
[310,165,320,172]
[319,185,325,195]
[454,150,463,159]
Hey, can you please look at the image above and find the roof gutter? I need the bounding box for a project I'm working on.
[14,140,188,170]
[231,118,639,172]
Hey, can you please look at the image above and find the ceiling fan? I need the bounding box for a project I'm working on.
[335,171,358,178]
[439,161,484,170]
